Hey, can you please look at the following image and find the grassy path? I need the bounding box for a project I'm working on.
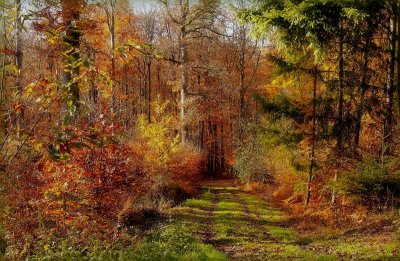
[169,180,399,260]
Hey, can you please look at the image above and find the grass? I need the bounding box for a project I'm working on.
[183,182,400,260]
[122,224,227,261]
[8,181,400,260]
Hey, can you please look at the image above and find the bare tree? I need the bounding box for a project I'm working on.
[158,0,219,144]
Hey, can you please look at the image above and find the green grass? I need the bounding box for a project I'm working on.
[12,181,400,260]
[28,223,227,261]
[122,224,227,261]
[184,199,212,210]
[195,183,399,260]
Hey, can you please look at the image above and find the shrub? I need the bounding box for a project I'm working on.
[134,100,203,205]
[5,118,147,258]
[341,158,400,209]
[234,129,272,184]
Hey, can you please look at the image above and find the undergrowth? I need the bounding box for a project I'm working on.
[28,224,226,261]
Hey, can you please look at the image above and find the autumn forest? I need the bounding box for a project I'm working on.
[0,0,400,260]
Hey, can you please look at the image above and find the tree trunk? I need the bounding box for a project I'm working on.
[384,5,397,156]
[0,1,7,138]
[180,28,189,144]
[147,60,151,123]
[15,0,23,137]
[110,10,116,114]
[125,84,129,128]
[354,27,371,148]
[336,21,345,154]
[397,10,400,114]
[332,20,345,205]
[306,66,317,206]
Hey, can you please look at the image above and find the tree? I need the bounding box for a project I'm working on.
[158,0,219,144]
[241,0,342,206]
[99,0,117,113]
[61,0,83,117]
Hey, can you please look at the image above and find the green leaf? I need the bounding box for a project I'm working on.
[83,59,90,68]
[106,137,119,145]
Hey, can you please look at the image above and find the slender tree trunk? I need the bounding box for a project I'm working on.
[200,120,204,149]
[180,28,189,144]
[332,21,345,205]
[397,11,400,114]
[220,123,225,171]
[238,34,245,140]
[147,60,151,123]
[306,66,317,206]
[336,21,345,154]
[110,12,116,113]
[15,0,23,138]
[384,5,397,156]
[239,70,245,140]
[125,84,129,128]
[354,29,371,148]
[0,1,7,136]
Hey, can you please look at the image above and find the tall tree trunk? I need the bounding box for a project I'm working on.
[332,20,345,205]
[336,21,345,154]
[239,70,245,140]
[354,27,371,148]
[125,84,129,128]
[147,60,151,123]
[397,9,400,114]
[384,5,397,156]
[15,0,23,138]
[238,42,245,141]
[0,0,7,138]
[110,10,116,113]
[306,66,317,206]
[180,28,189,144]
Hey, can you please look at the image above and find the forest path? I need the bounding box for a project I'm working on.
[169,180,398,260]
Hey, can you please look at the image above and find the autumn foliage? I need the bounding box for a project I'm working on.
[4,110,202,258]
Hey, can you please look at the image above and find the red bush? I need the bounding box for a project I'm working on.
[5,119,148,256]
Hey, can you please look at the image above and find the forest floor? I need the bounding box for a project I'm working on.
[0,180,398,260]
[167,180,399,260]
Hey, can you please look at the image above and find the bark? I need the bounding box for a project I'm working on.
[336,21,344,154]
[180,26,189,144]
[384,5,397,156]
[354,25,371,148]
[125,84,129,128]
[305,67,317,206]
[102,0,117,113]
[0,1,7,136]
[397,12,400,115]
[110,8,116,113]
[332,20,345,205]
[15,0,24,137]
[147,60,151,123]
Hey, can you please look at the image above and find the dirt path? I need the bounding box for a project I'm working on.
[169,180,399,260]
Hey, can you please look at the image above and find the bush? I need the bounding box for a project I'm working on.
[5,118,148,258]
[341,158,400,209]
[5,102,205,258]
[134,100,203,205]
[234,128,273,184]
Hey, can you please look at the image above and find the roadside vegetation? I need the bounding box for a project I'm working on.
[1,0,400,259]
